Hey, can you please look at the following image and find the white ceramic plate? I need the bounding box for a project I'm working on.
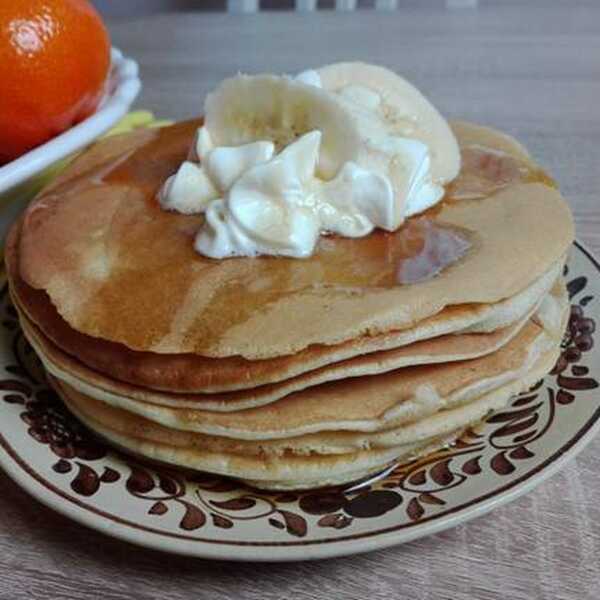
[0,47,141,195]
[0,243,598,562]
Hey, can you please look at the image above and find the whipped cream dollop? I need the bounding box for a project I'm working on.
[159,64,460,259]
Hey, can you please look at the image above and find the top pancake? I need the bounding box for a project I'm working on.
[7,229,560,394]
[16,120,574,359]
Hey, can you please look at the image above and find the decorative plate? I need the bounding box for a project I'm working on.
[0,243,598,562]
[0,47,141,195]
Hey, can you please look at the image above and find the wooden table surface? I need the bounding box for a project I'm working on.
[1,3,599,599]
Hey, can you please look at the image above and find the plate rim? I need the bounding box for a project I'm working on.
[0,240,598,562]
[0,47,141,195]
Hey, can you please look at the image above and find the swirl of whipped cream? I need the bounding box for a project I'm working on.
[159,64,460,259]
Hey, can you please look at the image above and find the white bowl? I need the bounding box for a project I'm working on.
[0,47,141,195]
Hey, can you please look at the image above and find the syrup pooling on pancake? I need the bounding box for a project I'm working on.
[392,219,471,285]
[445,120,556,202]
[298,219,472,287]
[445,145,556,201]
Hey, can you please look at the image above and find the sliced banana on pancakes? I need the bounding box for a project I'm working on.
[204,74,359,179]
[317,62,461,184]
[202,63,461,227]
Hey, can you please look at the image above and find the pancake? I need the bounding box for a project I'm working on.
[52,286,565,457]
[56,345,560,490]
[16,120,574,361]
[19,287,541,412]
[57,355,553,457]
[41,280,567,441]
[8,220,561,393]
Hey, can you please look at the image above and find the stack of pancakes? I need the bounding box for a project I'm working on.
[6,119,574,490]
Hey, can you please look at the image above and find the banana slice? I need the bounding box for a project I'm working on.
[163,66,466,259]
[204,74,364,180]
[317,62,460,184]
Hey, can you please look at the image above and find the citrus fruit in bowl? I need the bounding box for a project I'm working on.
[0,0,111,165]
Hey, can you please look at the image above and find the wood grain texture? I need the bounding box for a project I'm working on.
[1,3,599,599]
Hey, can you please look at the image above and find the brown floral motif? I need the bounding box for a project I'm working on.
[124,465,209,531]
[295,428,487,525]
[20,389,120,496]
[0,286,118,498]
[0,267,598,537]
[192,475,309,537]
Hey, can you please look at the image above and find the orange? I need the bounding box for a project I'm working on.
[0,0,111,164]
